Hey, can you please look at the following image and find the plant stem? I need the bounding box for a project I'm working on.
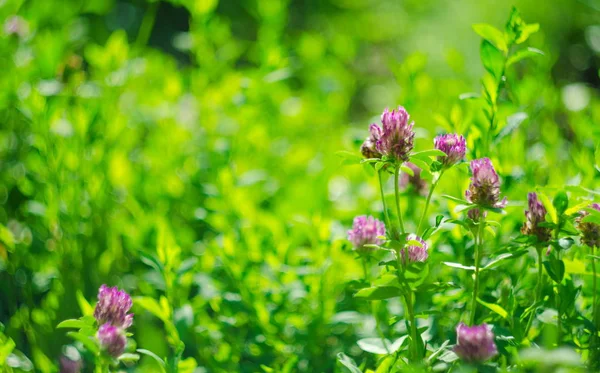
[416,171,443,236]
[378,170,392,232]
[395,249,418,362]
[554,224,562,345]
[394,165,406,235]
[362,256,390,354]
[470,217,485,325]
[593,246,598,327]
[525,246,544,336]
[135,1,159,49]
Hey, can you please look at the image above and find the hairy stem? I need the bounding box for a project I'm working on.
[525,246,544,336]
[470,217,485,325]
[378,171,392,232]
[416,172,443,235]
[394,165,406,235]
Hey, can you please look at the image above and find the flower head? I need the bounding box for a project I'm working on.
[361,124,383,159]
[465,158,507,209]
[521,192,550,243]
[399,162,427,196]
[434,134,466,167]
[401,234,428,263]
[60,356,82,373]
[97,324,126,357]
[453,323,498,363]
[576,203,600,248]
[94,285,133,329]
[348,215,386,252]
[372,106,415,162]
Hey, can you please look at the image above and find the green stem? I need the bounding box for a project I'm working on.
[470,217,485,325]
[363,256,390,354]
[378,171,392,232]
[135,1,159,49]
[593,246,597,327]
[416,172,443,236]
[554,224,562,345]
[394,165,406,235]
[525,246,544,336]
[404,292,419,362]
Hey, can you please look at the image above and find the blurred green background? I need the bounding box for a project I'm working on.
[0,0,599,371]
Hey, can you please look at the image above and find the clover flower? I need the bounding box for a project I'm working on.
[97,324,126,358]
[348,215,386,252]
[434,134,466,167]
[94,285,133,329]
[399,162,427,196]
[401,234,428,263]
[360,124,383,159]
[576,203,600,248]
[465,158,507,209]
[59,356,82,373]
[453,323,498,363]
[521,192,550,243]
[368,106,415,162]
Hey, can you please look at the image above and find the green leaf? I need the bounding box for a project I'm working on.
[410,149,447,158]
[553,191,569,215]
[336,151,363,166]
[119,353,141,364]
[354,286,400,301]
[477,298,508,318]
[427,340,450,363]
[56,319,88,329]
[0,224,15,250]
[76,290,94,317]
[357,338,392,354]
[400,164,415,177]
[137,349,167,368]
[336,353,363,373]
[543,258,565,284]
[472,24,508,52]
[495,112,527,143]
[506,47,544,66]
[441,195,471,205]
[459,92,480,100]
[66,331,100,355]
[443,262,476,271]
[134,296,168,321]
[595,143,600,173]
[482,253,513,270]
[0,338,15,364]
[505,7,540,44]
[480,40,505,80]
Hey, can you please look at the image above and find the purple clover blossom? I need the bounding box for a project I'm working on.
[453,323,498,363]
[348,215,386,252]
[576,203,600,248]
[369,106,415,162]
[399,162,427,196]
[521,192,551,243]
[434,134,466,167]
[361,124,383,159]
[94,285,133,329]
[401,234,428,263]
[467,208,487,222]
[59,356,82,373]
[465,158,507,209]
[97,324,126,357]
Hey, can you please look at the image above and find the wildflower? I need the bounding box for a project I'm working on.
[360,124,383,159]
[59,356,82,373]
[97,324,126,358]
[576,203,600,248]
[521,192,551,243]
[94,285,133,329]
[372,106,415,162]
[348,215,386,252]
[399,162,427,196]
[434,134,466,167]
[453,323,498,363]
[401,234,428,263]
[465,158,507,209]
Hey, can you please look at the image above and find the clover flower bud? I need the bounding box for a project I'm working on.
[434,134,466,167]
[373,106,415,163]
[453,323,498,363]
[521,192,551,243]
[465,158,507,209]
[401,234,428,263]
[97,324,126,358]
[347,215,386,253]
[94,285,133,329]
[576,203,600,248]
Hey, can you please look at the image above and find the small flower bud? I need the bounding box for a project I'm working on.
[521,192,551,243]
[576,203,600,248]
[347,215,386,253]
[465,158,507,209]
[97,324,126,358]
[94,285,134,329]
[434,134,466,167]
[401,234,428,263]
[453,323,498,363]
